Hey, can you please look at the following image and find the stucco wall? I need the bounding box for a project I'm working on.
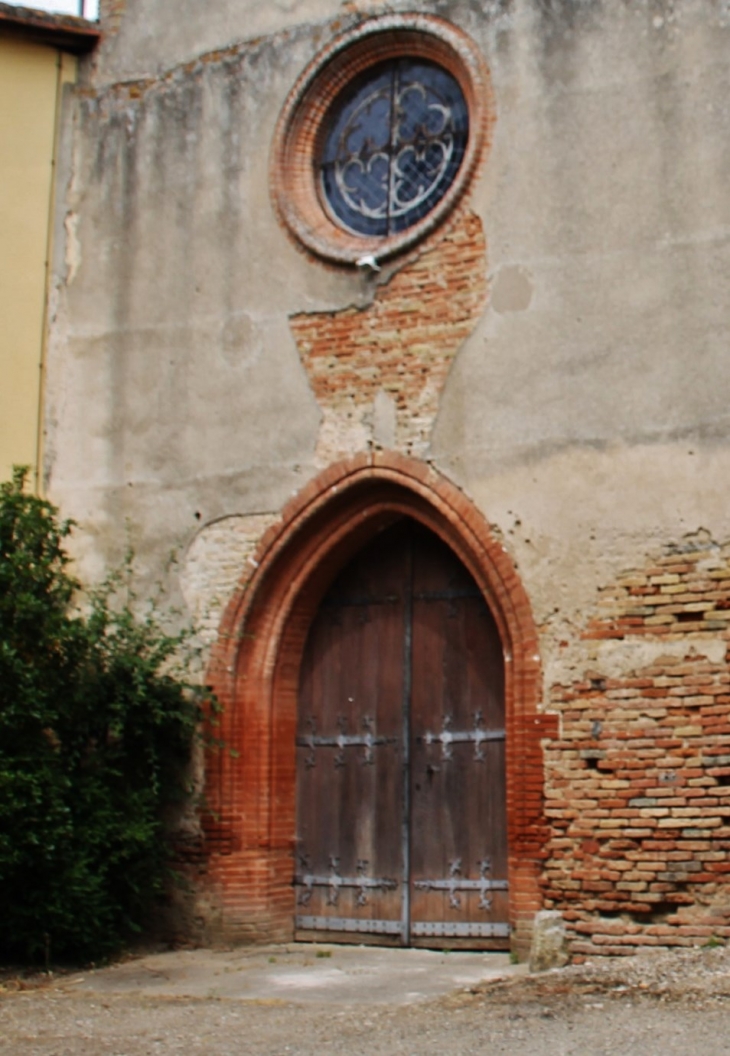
[45,0,730,951]
[48,0,730,635]
[94,0,436,84]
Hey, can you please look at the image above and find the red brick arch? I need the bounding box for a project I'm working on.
[203,452,552,952]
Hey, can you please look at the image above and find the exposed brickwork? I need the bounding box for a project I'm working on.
[203,453,548,954]
[544,538,730,958]
[180,513,279,646]
[290,210,488,462]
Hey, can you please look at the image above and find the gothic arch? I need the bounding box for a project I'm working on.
[203,452,552,952]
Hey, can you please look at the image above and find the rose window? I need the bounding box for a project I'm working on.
[319,59,469,238]
[271,15,492,266]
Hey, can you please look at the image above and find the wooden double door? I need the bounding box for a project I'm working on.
[295,519,509,947]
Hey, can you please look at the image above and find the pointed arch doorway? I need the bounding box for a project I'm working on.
[296,518,508,947]
[204,453,551,954]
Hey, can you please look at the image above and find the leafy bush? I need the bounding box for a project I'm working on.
[0,468,205,964]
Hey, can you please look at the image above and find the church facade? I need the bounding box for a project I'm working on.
[45,0,730,958]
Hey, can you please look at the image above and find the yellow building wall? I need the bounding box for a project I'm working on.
[0,36,76,490]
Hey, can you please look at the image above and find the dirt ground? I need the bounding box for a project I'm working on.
[3,944,730,1055]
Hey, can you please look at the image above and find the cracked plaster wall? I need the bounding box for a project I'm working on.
[45,0,730,697]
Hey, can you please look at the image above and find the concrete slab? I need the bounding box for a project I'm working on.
[64,945,524,1006]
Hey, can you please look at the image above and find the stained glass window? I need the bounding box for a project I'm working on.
[319,59,469,238]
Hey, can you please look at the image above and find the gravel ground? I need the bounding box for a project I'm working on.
[3,946,730,1054]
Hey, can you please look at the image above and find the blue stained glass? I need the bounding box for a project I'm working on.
[320,59,469,238]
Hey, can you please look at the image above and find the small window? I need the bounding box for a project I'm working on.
[271,15,493,267]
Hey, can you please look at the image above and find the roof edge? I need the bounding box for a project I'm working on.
[0,2,100,53]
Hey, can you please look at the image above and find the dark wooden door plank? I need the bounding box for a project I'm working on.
[296,520,508,946]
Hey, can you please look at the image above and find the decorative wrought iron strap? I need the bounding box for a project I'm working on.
[296,916,403,936]
[412,587,482,601]
[320,592,399,608]
[413,585,484,618]
[411,922,511,938]
[297,715,396,768]
[413,858,508,910]
[295,856,398,907]
[421,712,505,761]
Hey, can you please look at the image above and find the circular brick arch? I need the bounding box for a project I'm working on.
[203,453,551,952]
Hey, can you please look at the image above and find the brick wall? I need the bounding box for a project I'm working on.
[202,453,547,953]
[289,209,488,463]
[544,536,730,957]
[180,513,278,646]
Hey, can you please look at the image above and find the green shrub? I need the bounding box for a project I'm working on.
[0,468,206,964]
